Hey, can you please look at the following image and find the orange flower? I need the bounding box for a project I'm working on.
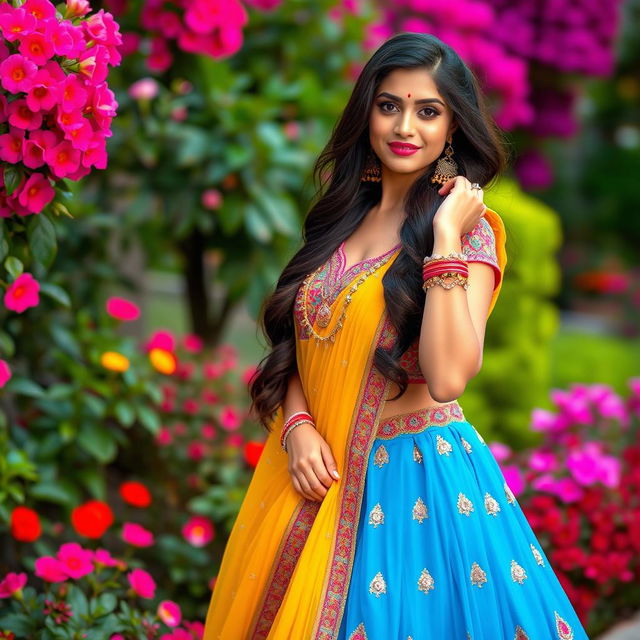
[149,348,177,375]
[100,351,130,372]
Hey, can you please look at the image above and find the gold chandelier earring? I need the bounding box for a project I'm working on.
[430,141,458,185]
[361,148,382,182]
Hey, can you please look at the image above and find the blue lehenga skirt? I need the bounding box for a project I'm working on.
[336,401,590,640]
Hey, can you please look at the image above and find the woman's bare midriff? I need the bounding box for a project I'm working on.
[379,381,455,421]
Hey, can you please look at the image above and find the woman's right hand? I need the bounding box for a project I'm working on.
[286,423,340,502]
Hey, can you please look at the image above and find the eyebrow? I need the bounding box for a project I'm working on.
[375,91,446,107]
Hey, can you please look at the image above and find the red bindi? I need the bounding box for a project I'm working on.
[407,93,411,97]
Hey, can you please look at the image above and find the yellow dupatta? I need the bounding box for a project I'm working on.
[203,208,507,639]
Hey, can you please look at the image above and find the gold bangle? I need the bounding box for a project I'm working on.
[422,273,469,292]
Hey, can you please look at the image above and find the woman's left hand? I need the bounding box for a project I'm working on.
[433,175,487,237]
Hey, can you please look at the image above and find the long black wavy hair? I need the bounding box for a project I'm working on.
[249,32,508,432]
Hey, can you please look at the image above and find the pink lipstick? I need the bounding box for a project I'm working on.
[388,141,421,156]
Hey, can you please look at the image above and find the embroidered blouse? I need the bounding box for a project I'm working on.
[294,216,501,384]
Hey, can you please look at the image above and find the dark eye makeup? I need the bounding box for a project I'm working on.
[376,101,439,118]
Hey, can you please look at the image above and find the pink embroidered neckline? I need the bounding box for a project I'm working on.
[336,240,402,281]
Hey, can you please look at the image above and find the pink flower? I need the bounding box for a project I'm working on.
[201,188,222,210]
[566,443,603,486]
[7,98,43,130]
[46,139,81,178]
[201,423,216,439]
[226,433,243,448]
[0,359,11,387]
[19,30,55,65]
[219,405,241,431]
[122,522,155,547]
[0,127,25,163]
[488,441,511,462]
[182,516,214,547]
[0,8,36,43]
[23,0,57,21]
[26,68,59,112]
[93,548,119,568]
[157,600,182,627]
[4,272,40,313]
[147,35,172,72]
[501,464,524,496]
[156,427,173,446]
[0,54,38,93]
[57,542,94,579]
[34,556,68,583]
[553,477,584,503]
[127,568,156,599]
[528,450,557,472]
[241,365,258,385]
[183,621,205,639]
[145,329,176,352]
[183,333,203,353]
[17,172,55,213]
[0,572,27,598]
[187,440,206,461]
[129,77,158,100]
[65,0,91,19]
[60,74,88,111]
[106,296,140,321]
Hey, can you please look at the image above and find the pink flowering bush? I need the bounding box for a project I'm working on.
[0,540,203,638]
[490,379,640,635]
[1,284,265,636]
[0,0,121,218]
[101,0,283,72]
[371,0,623,190]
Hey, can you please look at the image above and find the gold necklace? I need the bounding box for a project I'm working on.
[300,248,399,344]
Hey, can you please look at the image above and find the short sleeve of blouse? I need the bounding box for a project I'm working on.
[461,216,501,290]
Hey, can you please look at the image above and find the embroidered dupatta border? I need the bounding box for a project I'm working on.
[311,313,395,639]
[247,497,321,639]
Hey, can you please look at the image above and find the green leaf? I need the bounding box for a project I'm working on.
[39,282,71,308]
[27,213,57,268]
[0,612,36,636]
[66,584,89,619]
[77,423,117,463]
[4,377,45,398]
[136,405,160,434]
[4,256,24,279]
[114,400,135,427]
[0,330,15,358]
[82,393,106,419]
[3,165,23,197]
[0,222,9,263]
[244,203,272,243]
[30,481,77,506]
[50,324,82,360]
[91,592,117,617]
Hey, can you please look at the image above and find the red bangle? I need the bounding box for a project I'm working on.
[423,264,469,279]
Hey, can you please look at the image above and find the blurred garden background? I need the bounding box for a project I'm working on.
[0,0,639,638]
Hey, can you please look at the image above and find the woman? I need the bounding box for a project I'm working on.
[203,32,589,640]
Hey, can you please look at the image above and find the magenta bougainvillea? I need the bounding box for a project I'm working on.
[104,0,283,72]
[370,0,623,189]
[0,0,121,218]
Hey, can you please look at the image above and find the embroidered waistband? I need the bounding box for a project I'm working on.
[376,401,466,439]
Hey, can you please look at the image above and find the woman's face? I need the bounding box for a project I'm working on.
[368,67,457,178]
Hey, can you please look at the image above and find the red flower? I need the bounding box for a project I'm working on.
[243,440,265,468]
[71,500,114,538]
[10,506,42,542]
[119,481,152,508]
